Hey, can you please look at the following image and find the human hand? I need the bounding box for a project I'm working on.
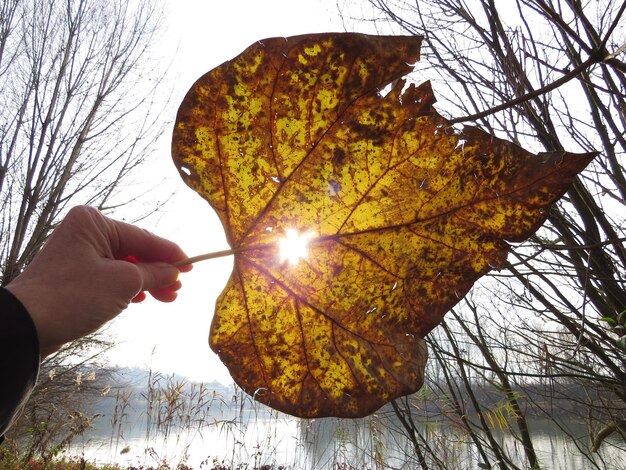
[6,206,191,357]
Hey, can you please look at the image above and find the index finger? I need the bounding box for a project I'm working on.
[105,216,192,272]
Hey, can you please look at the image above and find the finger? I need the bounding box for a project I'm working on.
[149,278,182,302]
[131,291,147,303]
[117,257,183,303]
[177,262,194,273]
[105,215,189,265]
[149,287,179,303]
[135,262,180,293]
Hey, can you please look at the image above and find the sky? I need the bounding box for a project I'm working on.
[105,0,378,384]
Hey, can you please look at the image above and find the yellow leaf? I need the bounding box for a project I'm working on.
[172,33,596,418]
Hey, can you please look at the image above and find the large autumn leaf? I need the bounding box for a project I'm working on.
[172,33,596,418]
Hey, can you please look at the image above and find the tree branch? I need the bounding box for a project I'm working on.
[449,51,603,124]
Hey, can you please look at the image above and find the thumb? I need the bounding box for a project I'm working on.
[136,262,180,293]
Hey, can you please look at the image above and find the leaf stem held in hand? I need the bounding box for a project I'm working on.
[174,248,237,267]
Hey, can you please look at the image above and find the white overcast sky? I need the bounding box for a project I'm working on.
[105,0,381,384]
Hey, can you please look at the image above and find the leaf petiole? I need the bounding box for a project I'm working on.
[174,248,237,267]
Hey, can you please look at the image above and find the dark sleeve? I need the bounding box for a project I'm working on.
[0,287,40,444]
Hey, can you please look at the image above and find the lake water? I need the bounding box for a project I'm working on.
[68,404,625,469]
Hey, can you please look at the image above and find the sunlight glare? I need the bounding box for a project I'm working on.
[279,229,314,265]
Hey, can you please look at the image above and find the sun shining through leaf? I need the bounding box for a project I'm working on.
[172,33,597,418]
[279,229,314,265]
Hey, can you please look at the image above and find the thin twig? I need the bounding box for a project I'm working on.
[605,42,626,61]
[449,52,602,124]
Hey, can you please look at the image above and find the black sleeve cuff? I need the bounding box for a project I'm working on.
[0,287,40,442]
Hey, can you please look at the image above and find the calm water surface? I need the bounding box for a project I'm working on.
[68,406,625,469]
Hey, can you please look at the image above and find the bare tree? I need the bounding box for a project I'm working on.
[0,0,169,287]
[0,0,169,452]
[340,0,626,468]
